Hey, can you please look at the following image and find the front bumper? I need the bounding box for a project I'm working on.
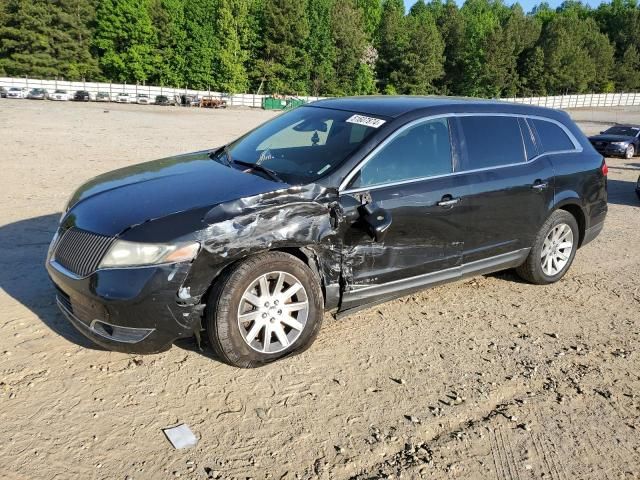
[46,259,201,354]
[591,143,627,156]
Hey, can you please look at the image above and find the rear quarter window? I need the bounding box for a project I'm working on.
[458,116,526,170]
[530,119,575,153]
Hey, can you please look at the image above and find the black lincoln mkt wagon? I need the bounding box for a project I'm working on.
[46,96,607,367]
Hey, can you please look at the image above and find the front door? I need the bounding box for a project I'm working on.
[337,117,467,310]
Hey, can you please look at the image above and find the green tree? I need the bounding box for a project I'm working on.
[182,0,217,89]
[615,45,640,90]
[357,0,383,41]
[541,15,614,93]
[393,3,444,94]
[307,0,336,95]
[430,0,466,94]
[376,0,407,92]
[481,5,541,97]
[257,0,310,94]
[520,45,547,95]
[93,0,158,82]
[149,0,187,86]
[0,0,98,79]
[212,0,250,92]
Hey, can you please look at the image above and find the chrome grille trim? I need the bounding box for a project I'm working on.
[52,228,114,277]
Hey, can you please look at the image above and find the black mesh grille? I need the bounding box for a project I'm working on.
[53,228,114,277]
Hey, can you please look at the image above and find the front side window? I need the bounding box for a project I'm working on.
[459,116,526,170]
[349,118,452,189]
[531,119,576,152]
[227,107,384,184]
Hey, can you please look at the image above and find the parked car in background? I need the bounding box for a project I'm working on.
[116,93,135,103]
[50,90,70,101]
[6,87,28,99]
[180,94,200,107]
[73,90,94,102]
[155,95,176,106]
[95,92,111,102]
[588,124,640,159]
[46,97,607,367]
[27,88,49,100]
[136,94,151,105]
[0,87,7,98]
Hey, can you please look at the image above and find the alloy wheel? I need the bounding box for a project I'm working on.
[540,223,574,276]
[626,145,635,159]
[237,271,309,354]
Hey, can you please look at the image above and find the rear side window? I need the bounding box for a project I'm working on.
[350,118,452,188]
[530,119,575,152]
[458,116,525,170]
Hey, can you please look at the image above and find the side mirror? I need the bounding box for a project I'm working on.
[358,203,392,242]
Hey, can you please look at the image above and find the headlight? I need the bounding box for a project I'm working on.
[99,240,200,268]
[611,142,627,146]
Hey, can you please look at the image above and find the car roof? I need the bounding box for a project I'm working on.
[308,95,564,120]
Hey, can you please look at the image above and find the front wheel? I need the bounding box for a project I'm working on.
[205,252,324,368]
[516,210,579,285]
[625,144,635,159]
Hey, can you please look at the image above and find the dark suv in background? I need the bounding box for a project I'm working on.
[46,97,607,367]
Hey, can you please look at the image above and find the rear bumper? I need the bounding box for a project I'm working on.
[582,220,605,247]
[46,259,201,354]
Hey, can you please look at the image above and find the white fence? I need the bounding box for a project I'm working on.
[0,77,325,107]
[3,76,640,109]
[505,92,640,109]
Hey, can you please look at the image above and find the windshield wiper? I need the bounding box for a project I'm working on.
[232,159,284,183]
[208,145,233,167]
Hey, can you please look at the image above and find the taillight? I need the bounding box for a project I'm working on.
[601,161,608,176]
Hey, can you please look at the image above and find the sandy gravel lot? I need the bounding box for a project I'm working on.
[0,100,638,480]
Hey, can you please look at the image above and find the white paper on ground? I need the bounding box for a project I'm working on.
[163,423,198,449]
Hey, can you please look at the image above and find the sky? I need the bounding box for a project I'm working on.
[404,0,608,14]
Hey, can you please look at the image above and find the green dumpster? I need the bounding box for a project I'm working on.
[262,97,287,110]
[285,98,306,110]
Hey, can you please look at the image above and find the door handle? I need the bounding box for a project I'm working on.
[531,181,548,191]
[437,196,460,207]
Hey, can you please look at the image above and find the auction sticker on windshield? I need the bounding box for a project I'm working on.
[346,114,386,129]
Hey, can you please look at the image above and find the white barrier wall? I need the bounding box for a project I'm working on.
[3,77,640,109]
[507,92,640,109]
[0,77,325,107]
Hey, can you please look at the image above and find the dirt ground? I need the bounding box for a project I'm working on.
[0,100,638,480]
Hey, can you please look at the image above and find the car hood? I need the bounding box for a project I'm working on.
[63,150,288,237]
[589,134,634,143]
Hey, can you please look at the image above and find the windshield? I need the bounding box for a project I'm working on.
[603,126,639,137]
[225,106,385,184]
[55,90,66,94]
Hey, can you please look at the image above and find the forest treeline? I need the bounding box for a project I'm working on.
[1,0,640,97]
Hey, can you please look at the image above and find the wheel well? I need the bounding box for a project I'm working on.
[202,247,326,309]
[558,204,585,247]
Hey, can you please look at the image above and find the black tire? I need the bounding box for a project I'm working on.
[205,252,324,368]
[625,144,635,159]
[516,210,579,285]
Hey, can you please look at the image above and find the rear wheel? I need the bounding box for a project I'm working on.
[205,252,323,368]
[516,210,579,285]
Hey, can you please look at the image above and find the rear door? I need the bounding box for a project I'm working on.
[453,114,555,263]
[338,117,467,308]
